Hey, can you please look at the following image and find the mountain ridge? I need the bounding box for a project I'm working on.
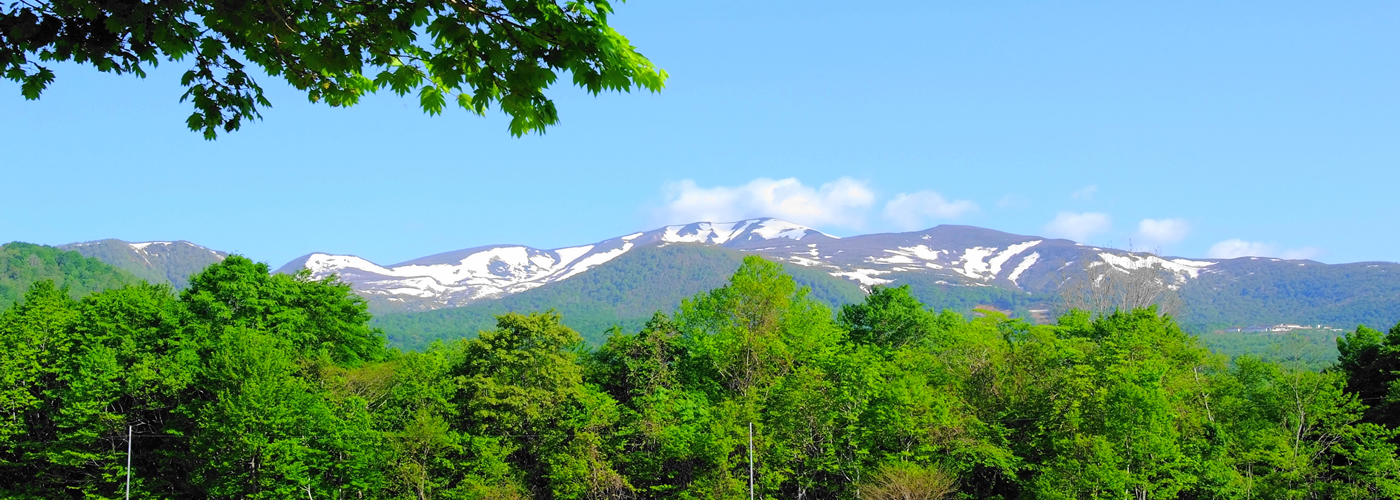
[39,219,1400,342]
[274,218,838,310]
[374,243,866,349]
[277,218,1229,313]
[58,239,226,289]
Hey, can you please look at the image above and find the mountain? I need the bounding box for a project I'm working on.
[373,243,866,349]
[279,218,1216,313]
[0,219,1385,350]
[276,219,834,312]
[59,239,227,289]
[1179,258,1400,329]
[281,218,1400,346]
[0,242,141,310]
[685,223,1218,294]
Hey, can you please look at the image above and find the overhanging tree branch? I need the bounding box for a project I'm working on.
[0,0,665,139]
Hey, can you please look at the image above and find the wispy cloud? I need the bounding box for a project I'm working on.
[656,177,876,227]
[882,191,979,230]
[1207,239,1273,259]
[1136,218,1190,245]
[1207,239,1323,260]
[997,194,1030,209]
[1071,185,1098,201]
[1281,247,1324,260]
[1043,212,1111,242]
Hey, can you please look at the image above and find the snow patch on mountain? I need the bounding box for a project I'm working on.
[832,269,893,286]
[956,247,999,279]
[870,252,917,265]
[751,219,821,240]
[903,245,942,261]
[788,256,825,267]
[660,219,830,245]
[662,222,745,244]
[1008,252,1040,284]
[1098,252,1215,280]
[129,241,172,251]
[304,254,390,276]
[555,242,635,281]
[285,218,834,310]
[987,240,1041,276]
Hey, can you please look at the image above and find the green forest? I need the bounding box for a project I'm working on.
[2,254,1399,499]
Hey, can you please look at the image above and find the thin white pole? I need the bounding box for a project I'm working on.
[125,426,132,500]
[748,422,754,500]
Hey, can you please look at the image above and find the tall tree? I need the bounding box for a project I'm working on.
[1337,322,1400,430]
[839,285,953,350]
[452,311,628,499]
[181,256,384,364]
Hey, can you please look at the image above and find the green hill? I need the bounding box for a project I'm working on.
[373,244,866,349]
[59,239,226,289]
[1177,260,1400,332]
[0,242,141,310]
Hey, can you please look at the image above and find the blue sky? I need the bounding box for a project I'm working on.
[2,1,1397,267]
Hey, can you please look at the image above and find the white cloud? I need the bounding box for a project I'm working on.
[1206,240,1323,260]
[1071,185,1098,200]
[1207,239,1274,259]
[1136,218,1190,245]
[1043,212,1112,242]
[657,177,876,228]
[882,191,979,230]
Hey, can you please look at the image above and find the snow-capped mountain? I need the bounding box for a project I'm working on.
[276,218,1230,311]
[275,219,834,309]
[54,220,1399,333]
[724,224,1217,294]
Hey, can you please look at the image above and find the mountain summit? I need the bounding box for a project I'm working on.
[275,218,835,310]
[277,218,1225,312]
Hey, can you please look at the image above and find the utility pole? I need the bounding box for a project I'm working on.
[125,426,132,500]
[748,422,754,500]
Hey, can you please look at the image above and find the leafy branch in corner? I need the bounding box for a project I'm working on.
[0,0,667,139]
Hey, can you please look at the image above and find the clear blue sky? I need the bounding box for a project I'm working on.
[2,1,1397,267]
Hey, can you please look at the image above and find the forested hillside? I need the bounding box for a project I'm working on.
[889,273,1042,317]
[59,239,227,289]
[0,242,137,310]
[1179,259,1400,331]
[373,244,864,349]
[1198,329,1344,372]
[2,255,1398,499]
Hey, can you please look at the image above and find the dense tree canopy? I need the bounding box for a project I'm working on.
[1,0,666,138]
[1,254,1398,499]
